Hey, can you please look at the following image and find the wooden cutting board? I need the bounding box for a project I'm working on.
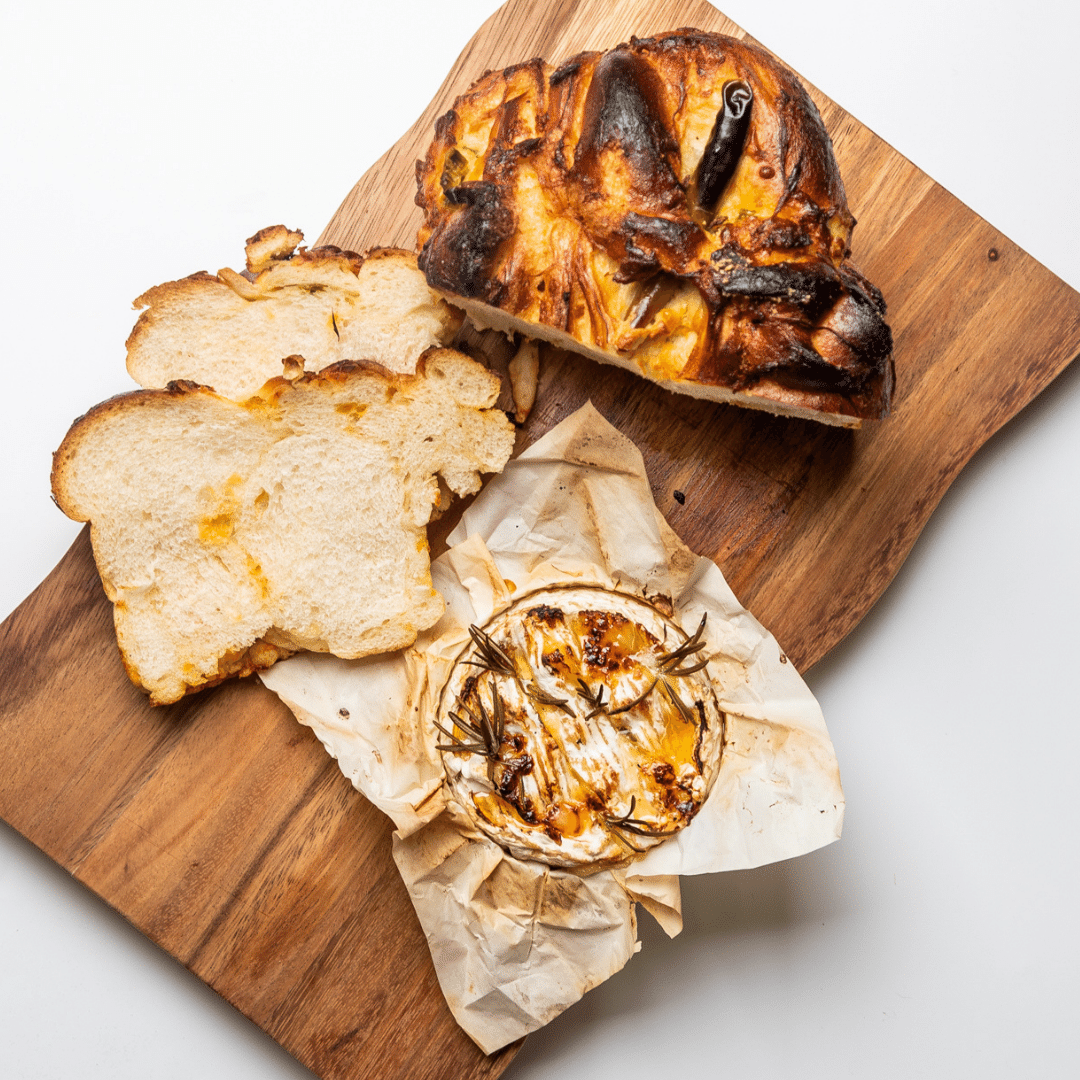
[2,1,1079,1079]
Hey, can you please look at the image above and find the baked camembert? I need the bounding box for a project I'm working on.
[437,587,725,866]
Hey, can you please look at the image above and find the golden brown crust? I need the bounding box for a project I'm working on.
[245,224,306,272]
[51,381,217,510]
[118,635,297,704]
[415,29,893,423]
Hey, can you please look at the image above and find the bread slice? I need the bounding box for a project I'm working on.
[126,226,463,401]
[415,31,893,427]
[52,350,515,705]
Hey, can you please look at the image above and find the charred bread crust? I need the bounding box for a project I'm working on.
[416,29,893,425]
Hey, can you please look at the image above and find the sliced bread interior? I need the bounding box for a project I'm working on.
[126,226,463,401]
[52,350,515,704]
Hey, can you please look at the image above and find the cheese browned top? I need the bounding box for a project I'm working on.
[437,588,725,867]
[416,29,893,426]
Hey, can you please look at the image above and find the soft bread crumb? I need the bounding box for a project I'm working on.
[126,231,463,401]
[52,351,514,704]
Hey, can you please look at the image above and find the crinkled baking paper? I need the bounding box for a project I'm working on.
[261,402,844,1053]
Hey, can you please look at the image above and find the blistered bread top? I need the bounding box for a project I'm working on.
[438,587,725,868]
[416,29,893,423]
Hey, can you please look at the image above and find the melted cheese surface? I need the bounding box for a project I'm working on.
[438,587,725,867]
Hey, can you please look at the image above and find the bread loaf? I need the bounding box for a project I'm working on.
[416,30,893,427]
[52,350,515,704]
[126,226,463,401]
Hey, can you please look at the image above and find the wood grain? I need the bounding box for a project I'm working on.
[2,2,1079,1079]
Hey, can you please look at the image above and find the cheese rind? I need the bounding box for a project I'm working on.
[439,587,725,867]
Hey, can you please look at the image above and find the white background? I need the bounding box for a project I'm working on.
[1,1,1078,1077]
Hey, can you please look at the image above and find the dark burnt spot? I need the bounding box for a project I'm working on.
[574,47,684,212]
[579,609,635,672]
[516,795,538,824]
[432,107,458,141]
[527,604,565,627]
[760,221,811,249]
[550,59,582,85]
[673,489,685,504]
[614,213,702,282]
[439,148,469,193]
[706,243,842,310]
[629,29,726,58]
[461,673,479,706]
[483,94,546,179]
[821,269,892,362]
[542,647,571,675]
[495,754,534,799]
[652,761,676,784]
[418,181,513,301]
[733,322,868,394]
[694,702,708,772]
[689,243,892,395]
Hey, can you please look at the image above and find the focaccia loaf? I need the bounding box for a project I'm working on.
[416,29,893,426]
[52,350,515,704]
[126,225,463,401]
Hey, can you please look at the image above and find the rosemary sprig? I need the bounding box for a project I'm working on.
[605,796,683,839]
[433,714,487,755]
[435,683,505,758]
[652,613,710,719]
[657,613,708,675]
[574,678,608,719]
[607,614,710,717]
[606,677,658,717]
[525,682,573,716]
[465,623,571,714]
[465,624,516,678]
[658,676,695,722]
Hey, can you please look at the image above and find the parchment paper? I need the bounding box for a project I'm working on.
[261,402,844,1053]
